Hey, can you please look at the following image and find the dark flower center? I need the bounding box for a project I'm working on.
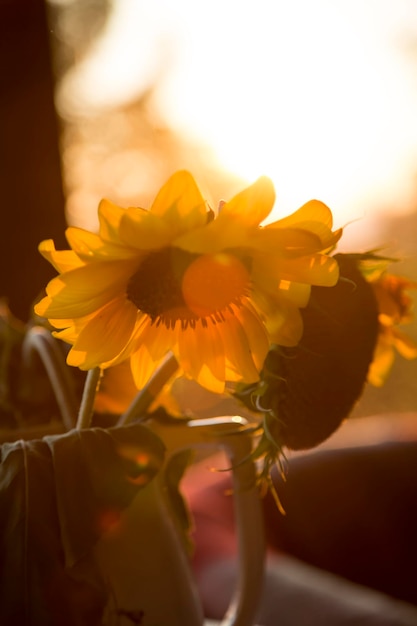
[126,247,198,323]
[126,247,251,329]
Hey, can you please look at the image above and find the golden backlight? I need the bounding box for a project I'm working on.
[55,0,417,245]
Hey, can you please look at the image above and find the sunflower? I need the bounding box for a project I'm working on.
[366,269,417,386]
[34,171,341,393]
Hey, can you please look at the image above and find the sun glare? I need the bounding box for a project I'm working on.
[153,1,417,227]
[57,0,417,243]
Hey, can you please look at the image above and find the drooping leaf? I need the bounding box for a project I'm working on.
[0,423,165,626]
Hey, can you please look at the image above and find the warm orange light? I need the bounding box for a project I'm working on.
[117,445,157,485]
[182,253,250,317]
[57,1,417,246]
[97,508,122,534]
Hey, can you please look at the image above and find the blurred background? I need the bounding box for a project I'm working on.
[1,0,416,418]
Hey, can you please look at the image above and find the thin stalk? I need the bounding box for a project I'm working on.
[22,326,78,430]
[118,353,179,426]
[76,367,102,429]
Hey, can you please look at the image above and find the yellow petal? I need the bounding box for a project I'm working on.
[118,208,173,250]
[177,323,226,387]
[253,227,322,256]
[367,335,395,386]
[276,281,311,307]
[223,362,243,382]
[197,324,226,383]
[220,176,275,227]
[175,177,275,254]
[267,302,304,347]
[252,257,312,306]
[67,296,138,368]
[177,325,226,392]
[176,327,204,381]
[98,198,129,243]
[392,328,417,359]
[150,170,207,231]
[41,259,137,318]
[52,325,79,345]
[34,295,53,318]
[66,227,138,260]
[234,302,269,371]
[193,363,225,393]
[130,345,164,390]
[217,314,260,383]
[278,254,340,286]
[272,199,334,230]
[38,240,83,273]
[92,313,149,370]
[174,219,251,254]
[95,361,137,414]
[251,289,304,346]
[139,318,178,361]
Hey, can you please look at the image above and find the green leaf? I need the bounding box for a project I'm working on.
[0,423,165,625]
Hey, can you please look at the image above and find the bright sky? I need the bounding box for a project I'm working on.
[57,0,417,244]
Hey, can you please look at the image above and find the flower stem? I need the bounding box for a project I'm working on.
[118,353,179,426]
[22,326,78,430]
[76,367,102,429]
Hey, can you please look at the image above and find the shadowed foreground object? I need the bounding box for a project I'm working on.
[264,439,417,607]
[268,253,380,449]
[188,429,417,625]
[237,254,380,450]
